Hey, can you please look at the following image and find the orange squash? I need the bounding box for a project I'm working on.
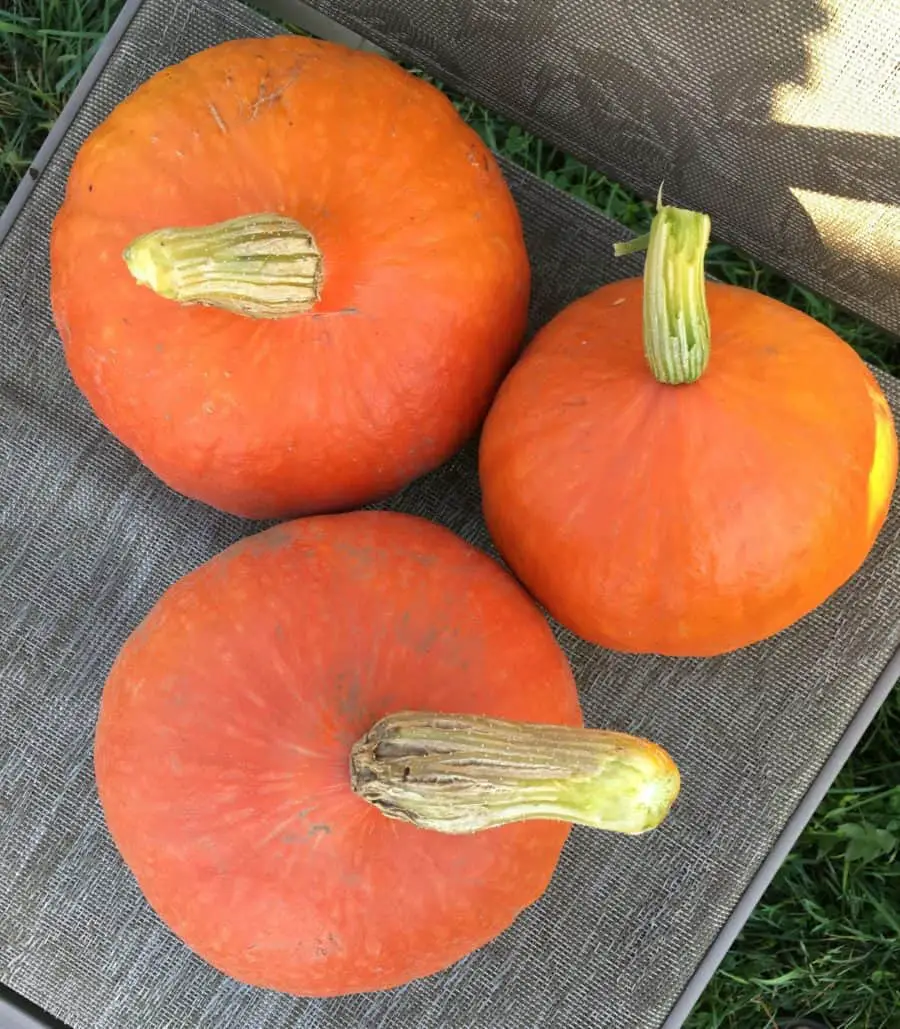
[479,200,898,656]
[50,37,529,518]
[94,512,679,995]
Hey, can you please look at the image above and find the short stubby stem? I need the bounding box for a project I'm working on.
[350,711,681,835]
[123,213,323,319]
[615,194,712,385]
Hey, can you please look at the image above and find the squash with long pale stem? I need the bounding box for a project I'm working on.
[94,512,679,996]
[50,37,530,518]
[479,195,898,657]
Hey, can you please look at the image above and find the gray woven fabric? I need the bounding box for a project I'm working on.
[0,2,898,1028]
[306,0,900,339]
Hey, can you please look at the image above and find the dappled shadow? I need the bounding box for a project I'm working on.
[320,0,900,339]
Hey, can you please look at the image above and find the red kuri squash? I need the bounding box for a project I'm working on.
[51,37,530,518]
[94,512,679,995]
[479,199,898,656]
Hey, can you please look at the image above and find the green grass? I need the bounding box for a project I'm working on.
[0,1,116,193]
[2,4,899,1028]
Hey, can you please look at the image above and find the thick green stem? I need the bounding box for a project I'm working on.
[350,711,680,835]
[123,213,323,319]
[615,197,712,385]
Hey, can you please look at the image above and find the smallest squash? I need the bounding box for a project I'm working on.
[479,197,898,657]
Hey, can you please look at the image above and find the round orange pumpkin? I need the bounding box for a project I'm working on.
[94,512,679,995]
[479,201,898,657]
[51,37,529,518]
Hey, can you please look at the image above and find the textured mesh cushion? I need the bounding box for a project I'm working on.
[307,0,900,339]
[0,2,898,1028]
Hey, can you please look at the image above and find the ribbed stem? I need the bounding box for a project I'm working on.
[123,213,323,319]
[641,202,711,384]
[350,712,680,835]
[615,195,712,385]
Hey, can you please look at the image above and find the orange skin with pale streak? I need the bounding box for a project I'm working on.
[95,513,583,996]
[479,279,898,657]
[50,37,529,518]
